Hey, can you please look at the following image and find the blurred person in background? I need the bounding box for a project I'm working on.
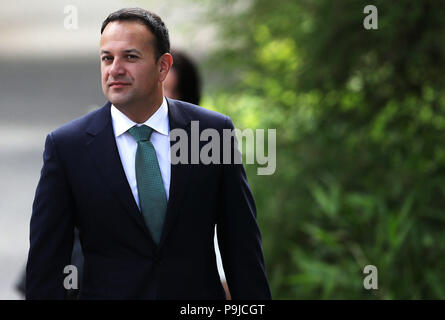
[164,49,231,299]
[25,7,270,299]
[164,50,201,105]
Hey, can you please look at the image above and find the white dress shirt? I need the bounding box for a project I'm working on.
[110,97,171,210]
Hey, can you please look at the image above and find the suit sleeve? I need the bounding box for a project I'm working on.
[26,133,75,299]
[216,116,272,300]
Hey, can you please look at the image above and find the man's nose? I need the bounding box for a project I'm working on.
[109,58,125,77]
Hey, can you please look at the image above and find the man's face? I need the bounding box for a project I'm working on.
[100,21,160,107]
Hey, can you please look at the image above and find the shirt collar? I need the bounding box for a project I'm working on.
[110,96,169,138]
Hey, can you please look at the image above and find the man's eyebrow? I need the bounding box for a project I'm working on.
[100,49,142,55]
[124,49,142,55]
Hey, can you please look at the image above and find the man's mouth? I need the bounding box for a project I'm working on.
[109,81,131,88]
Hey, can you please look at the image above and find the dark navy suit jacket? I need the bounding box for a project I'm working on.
[26,98,271,299]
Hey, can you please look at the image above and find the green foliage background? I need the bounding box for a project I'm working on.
[200,0,445,299]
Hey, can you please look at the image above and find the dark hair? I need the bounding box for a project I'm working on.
[101,8,170,60]
[171,50,201,105]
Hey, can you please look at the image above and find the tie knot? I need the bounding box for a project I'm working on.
[128,125,154,142]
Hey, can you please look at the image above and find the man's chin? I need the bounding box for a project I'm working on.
[106,94,130,106]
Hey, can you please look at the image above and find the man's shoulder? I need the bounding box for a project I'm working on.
[50,102,110,141]
[168,99,231,129]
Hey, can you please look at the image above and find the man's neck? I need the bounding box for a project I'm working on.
[114,96,163,124]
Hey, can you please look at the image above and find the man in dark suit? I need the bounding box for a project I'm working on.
[26,7,271,300]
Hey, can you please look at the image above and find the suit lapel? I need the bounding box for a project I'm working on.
[158,98,193,250]
[84,103,156,245]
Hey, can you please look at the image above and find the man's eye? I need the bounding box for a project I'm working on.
[127,55,137,59]
[102,56,112,61]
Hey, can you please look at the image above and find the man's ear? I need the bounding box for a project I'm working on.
[158,53,173,82]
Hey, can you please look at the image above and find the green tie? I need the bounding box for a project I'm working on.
[128,125,167,245]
